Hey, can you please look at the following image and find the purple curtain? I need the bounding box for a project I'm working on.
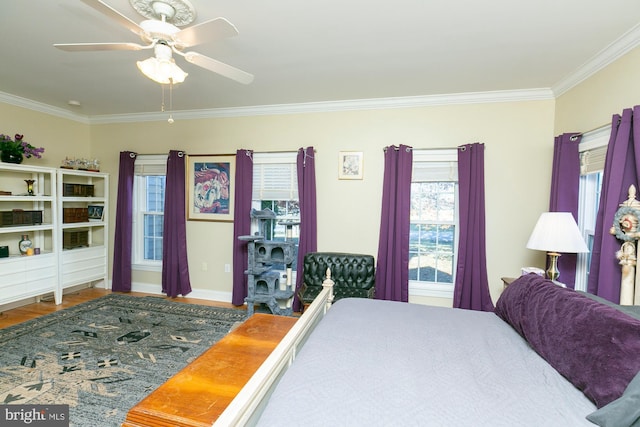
[588,107,640,302]
[549,133,582,288]
[161,150,192,297]
[375,145,412,302]
[232,149,254,306]
[112,151,136,292]
[453,143,494,312]
[294,147,318,312]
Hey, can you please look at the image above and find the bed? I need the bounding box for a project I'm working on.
[214,273,640,427]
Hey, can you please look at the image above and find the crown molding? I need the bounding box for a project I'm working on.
[0,92,90,124]
[552,23,640,97]
[0,86,554,125]
[86,88,554,124]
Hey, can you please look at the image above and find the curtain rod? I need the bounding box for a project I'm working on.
[570,119,618,141]
[249,149,316,154]
[132,149,314,157]
[383,145,476,152]
[129,152,185,157]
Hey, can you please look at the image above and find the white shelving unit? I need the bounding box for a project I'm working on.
[57,169,109,294]
[0,164,109,307]
[0,163,60,304]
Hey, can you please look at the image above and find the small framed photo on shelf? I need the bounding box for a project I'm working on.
[338,151,364,180]
[186,154,236,222]
[87,205,104,221]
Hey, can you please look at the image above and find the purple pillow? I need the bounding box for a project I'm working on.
[495,273,640,408]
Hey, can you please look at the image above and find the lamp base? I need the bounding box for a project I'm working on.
[546,252,561,281]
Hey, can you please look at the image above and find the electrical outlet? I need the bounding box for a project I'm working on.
[202,262,208,271]
[224,264,231,273]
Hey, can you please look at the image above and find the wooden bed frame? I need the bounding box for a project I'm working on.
[122,273,335,427]
[122,311,298,427]
[213,277,334,426]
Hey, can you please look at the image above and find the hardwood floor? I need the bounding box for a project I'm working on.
[0,287,245,329]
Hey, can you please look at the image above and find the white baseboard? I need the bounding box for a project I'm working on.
[106,279,234,305]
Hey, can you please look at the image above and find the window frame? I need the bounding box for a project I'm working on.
[576,126,610,291]
[132,154,167,272]
[408,149,459,299]
[250,152,300,278]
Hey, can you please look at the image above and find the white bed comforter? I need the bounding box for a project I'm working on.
[256,298,596,426]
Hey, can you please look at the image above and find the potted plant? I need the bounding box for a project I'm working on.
[0,134,45,164]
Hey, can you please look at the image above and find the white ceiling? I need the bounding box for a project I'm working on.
[2,0,640,119]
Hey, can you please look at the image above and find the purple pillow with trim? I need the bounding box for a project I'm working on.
[495,273,640,408]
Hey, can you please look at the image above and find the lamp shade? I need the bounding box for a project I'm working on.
[526,212,589,254]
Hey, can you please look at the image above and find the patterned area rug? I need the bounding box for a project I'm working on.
[0,294,248,427]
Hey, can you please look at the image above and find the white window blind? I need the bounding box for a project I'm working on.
[134,154,168,175]
[579,125,610,175]
[580,146,607,175]
[252,152,298,200]
[412,149,458,182]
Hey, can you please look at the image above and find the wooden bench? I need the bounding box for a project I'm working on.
[122,313,297,427]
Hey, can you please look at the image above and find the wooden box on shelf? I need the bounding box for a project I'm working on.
[63,230,89,249]
[62,183,94,197]
[63,208,88,223]
[0,210,44,226]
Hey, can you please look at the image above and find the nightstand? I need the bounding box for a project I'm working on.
[501,277,517,289]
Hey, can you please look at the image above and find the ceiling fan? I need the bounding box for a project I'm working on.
[54,0,254,85]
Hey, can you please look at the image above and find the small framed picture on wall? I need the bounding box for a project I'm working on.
[338,151,364,180]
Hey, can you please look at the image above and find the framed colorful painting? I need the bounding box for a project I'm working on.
[186,154,236,221]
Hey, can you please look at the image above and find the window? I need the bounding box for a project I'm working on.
[133,155,167,271]
[251,152,300,272]
[576,172,602,291]
[576,129,609,291]
[409,150,459,298]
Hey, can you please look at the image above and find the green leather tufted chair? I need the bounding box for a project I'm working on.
[298,252,375,306]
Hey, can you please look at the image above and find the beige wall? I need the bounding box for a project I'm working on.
[0,104,90,169]
[5,45,640,306]
[555,46,640,133]
[87,100,555,305]
[2,88,564,307]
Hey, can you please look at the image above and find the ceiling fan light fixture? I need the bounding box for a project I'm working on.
[55,0,252,86]
[136,56,188,84]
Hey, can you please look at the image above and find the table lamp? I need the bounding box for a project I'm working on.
[526,212,589,281]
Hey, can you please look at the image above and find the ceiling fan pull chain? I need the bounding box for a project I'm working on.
[161,84,166,113]
[168,79,175,124]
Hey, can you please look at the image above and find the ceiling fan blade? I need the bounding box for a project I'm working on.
[174,17,239,48]
[183,51,254,85]
[80,0,144,36]
[54,42,147,52]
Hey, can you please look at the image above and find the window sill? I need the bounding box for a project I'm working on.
[409,281,454,298]
[133,263,162,273]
